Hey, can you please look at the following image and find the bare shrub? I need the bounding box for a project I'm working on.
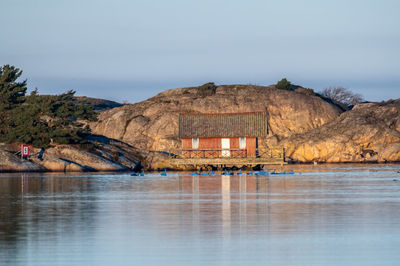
[320,87,364,106]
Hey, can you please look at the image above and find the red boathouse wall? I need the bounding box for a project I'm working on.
[181,137,257,157]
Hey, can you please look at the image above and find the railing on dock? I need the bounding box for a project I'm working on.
[168,147,286,166]
[182,149,247,158]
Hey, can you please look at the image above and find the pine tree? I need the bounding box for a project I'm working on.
[276,78,294,91]
[0,65,27,110]
[0,65,98,147]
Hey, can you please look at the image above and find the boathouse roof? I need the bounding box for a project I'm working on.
[178,111,268,138]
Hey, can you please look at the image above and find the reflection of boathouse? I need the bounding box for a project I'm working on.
[170,111,286,168]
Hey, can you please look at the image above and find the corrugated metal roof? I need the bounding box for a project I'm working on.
[179,111,268,138]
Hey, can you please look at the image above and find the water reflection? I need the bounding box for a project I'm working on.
[0,169,400,265]
[0,174,99,264]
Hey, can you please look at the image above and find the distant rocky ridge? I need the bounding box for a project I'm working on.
[75,96,123,111]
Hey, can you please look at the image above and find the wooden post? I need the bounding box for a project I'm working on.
[265,107,270,135]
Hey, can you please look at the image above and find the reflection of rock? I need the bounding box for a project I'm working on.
[283,100,400,163]
[91,85,342,164]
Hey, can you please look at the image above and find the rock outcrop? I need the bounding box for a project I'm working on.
[4,84,396,172]
[0,137,142,172]
[91,84,400,167]
[283,100,400,163]
[90,84,345,168]
[0,148,46,172]
[91,85,342,151]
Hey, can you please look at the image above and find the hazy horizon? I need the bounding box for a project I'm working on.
[2,0,399,103]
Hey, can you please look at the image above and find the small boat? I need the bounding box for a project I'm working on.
[161,169,167,176]
[131,171,145,176]
[190,170,215,176]
[222,170,234,176]
[236,169,243,175]
[270,171,295,175]
[246,171,254,175]
[255,171,269,176]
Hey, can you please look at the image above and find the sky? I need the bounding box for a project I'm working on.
[1,0,399,103]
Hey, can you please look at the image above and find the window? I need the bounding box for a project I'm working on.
[192,138,199,149]
[239,137,246,149]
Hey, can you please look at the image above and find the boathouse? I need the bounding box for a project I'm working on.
[178,111,268,158]
[171,111,285,167]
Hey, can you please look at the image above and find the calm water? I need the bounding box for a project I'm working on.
[1,165,400,266]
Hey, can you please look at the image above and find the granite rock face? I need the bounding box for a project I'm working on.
[91,85,342,151]
[283,100,400,163]
[3,85,398,171]
[0,148,46,172]
[0,137,142,172]
[92,85,400,166]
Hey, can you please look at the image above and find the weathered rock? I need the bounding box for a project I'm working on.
[3,85,398,171]
[30,145,121,171]
[91,85,342,157]
[0,149,46,172]
[0,137,143,172]
[282,100,400,163]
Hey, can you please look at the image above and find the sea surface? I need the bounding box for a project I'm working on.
[1,164,400,266]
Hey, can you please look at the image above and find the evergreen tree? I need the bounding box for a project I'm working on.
[276,78,294,91]
[0,65,97,148]
[0,65,27,110]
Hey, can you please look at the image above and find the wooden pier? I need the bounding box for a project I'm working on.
[171,157,287,167]
[169,147,287,168]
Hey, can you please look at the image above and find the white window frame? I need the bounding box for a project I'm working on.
[239,137,246,149]
[192,138,199,149]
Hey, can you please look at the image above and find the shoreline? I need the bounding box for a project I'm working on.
[1,161,399,174]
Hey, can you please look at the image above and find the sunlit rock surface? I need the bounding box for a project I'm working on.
[3,86,397,172]
[283,100,400,163]
[0,137,142,172]
[91,85,342,157]
[0,148,46,172]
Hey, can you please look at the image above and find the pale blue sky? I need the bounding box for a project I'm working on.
[1,0,399,102]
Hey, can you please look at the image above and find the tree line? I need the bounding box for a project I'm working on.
[0,65,97,148]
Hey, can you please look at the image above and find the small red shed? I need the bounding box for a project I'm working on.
[178,111,268,158]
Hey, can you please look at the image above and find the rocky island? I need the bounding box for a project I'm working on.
[0,66,399,172]
[91,84,399,168]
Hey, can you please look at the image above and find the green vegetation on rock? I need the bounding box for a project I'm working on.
[0,65,97,148]
[275,78,295,91]
[197,82,217,96]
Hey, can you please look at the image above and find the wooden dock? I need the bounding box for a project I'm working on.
[170,157,287,167]
[168,147,286,168]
